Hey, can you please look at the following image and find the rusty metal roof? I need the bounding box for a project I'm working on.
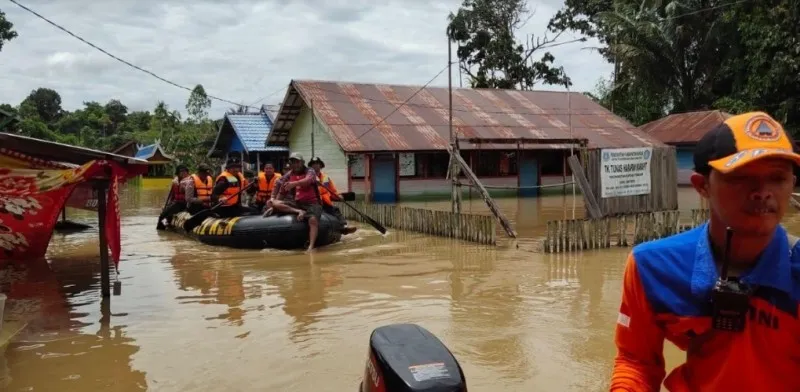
[268,80,667,152]
[639,110,732,145]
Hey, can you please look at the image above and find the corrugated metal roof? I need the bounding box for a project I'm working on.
[268,80,666,152]
[227,114,288,152]
[639,110,732,144]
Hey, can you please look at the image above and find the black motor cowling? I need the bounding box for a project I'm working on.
[360,323,466,392]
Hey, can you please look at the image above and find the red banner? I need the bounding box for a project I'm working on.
[0,150,146,266]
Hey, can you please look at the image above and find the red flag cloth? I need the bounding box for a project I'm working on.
[0,151,146,267]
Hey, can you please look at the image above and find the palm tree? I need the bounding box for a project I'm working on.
[599,0,726,113]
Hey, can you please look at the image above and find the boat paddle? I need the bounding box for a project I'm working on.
[156,187,175,230]
[183,182,255,232]
[318,182,387,235]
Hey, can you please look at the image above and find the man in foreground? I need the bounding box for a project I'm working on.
[308,157,357,235]
[269,153,322,252]
[610,112,800,391]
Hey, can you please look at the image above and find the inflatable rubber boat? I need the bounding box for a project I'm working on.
[166,210,344,249]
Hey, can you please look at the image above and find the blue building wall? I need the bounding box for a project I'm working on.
[676,146,694,170]
[228,135,245,153]
[676,146,695,185]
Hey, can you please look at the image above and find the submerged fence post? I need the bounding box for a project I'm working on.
[95,179,110,298]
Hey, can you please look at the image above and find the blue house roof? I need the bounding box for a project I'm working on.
[208,113,288,157]
[134,140,174,161]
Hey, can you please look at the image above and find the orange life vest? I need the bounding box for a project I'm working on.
[171,177,186,202]
[256,172,281,203]
[317,172,336,207]
[191,174,213,206]
[215,171,247,206]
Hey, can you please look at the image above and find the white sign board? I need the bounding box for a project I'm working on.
[600,147,653,198]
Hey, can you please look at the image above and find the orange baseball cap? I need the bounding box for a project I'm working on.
[693,111,800,174]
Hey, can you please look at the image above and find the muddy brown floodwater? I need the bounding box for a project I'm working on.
[5,187,800,391]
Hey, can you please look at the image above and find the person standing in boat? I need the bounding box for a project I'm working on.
[251,162,281,214]
[307,157,357,235]
[157,165,190,230]
[211,156,249,218]
[268,153,322,252]
[185,165,213,214]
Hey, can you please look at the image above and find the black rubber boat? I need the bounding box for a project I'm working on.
[166,211,344,249]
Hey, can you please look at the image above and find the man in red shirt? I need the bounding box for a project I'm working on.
[269,153,322,252]
[610,112,800,391]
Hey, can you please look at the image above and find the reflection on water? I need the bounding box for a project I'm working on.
[3,186,775,391]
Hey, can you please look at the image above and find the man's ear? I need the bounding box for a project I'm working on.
[690,172,709,198]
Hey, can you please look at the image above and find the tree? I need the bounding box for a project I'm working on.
[20,88,64,124]
[104,99,128,133]
[0,9,17,53]
[590,75,668,126]
[186,84,212,122]
[598,2,731,112]
[447,0,571,89]
[227,105,248,114]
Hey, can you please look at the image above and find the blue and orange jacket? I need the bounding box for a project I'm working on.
[611,223,800,391]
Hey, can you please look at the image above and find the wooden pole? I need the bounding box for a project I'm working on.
[96,180,110,298]
[448,35,460,214]
[567,83,576,219]
[311,99,316,158]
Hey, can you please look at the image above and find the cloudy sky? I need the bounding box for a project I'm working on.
[0,0,611,117]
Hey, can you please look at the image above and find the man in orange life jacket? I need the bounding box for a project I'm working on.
[210,156,249,218]
[269,153,323,252]
[251,162,281,214]
[307,157,357,235]
[185,164,213,214]
[157,165,190,229]
[610,112,800,391]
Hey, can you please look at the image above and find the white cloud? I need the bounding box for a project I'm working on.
[0,0,612,117]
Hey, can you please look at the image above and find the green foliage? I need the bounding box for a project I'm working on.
[186,84,212,123]
[551,0,800,134]
[0,9,17,52]
[447,0,571,89]
[2,84,220,174]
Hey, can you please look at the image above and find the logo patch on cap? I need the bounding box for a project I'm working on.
[744,115,782,142]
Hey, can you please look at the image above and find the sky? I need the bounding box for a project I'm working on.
[0,0,612,117]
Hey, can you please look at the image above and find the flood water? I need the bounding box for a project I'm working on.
[4,187,797,391]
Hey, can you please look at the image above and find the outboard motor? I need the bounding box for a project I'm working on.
[360,323,466,392]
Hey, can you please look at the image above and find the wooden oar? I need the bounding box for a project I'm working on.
[318,182,386,234]
[183,182,255,231]
[156,187,175,230]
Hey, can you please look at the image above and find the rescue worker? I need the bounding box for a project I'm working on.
[269,153,322,252]
[157,165,190,230]
[252,162,281,213]
[610,112,800,391]
[210,156,249,218]
[186,165,213,214]
[307,157,357,235]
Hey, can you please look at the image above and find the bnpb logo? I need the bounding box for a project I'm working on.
[743,115,782,142]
